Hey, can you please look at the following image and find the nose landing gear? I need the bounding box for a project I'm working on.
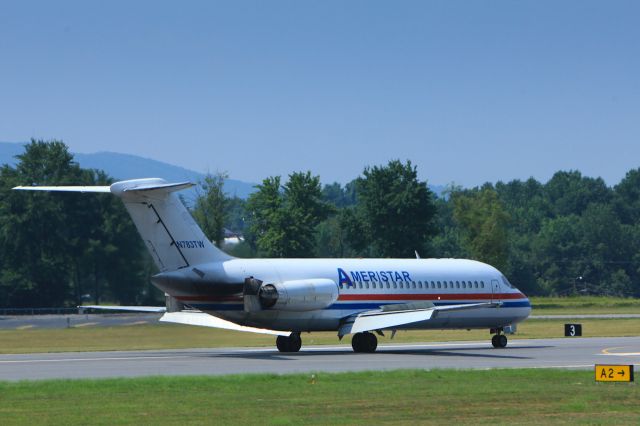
[491,330,508,348]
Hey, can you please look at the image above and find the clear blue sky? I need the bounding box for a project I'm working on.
[1,1,638,187]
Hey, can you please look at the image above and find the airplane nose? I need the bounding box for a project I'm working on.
[524,297,532,316]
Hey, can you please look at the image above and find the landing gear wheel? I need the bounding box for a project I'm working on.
[491,335,499,348]
[289,333,302,352]
[351,332,378,353]
[491,334,508,348]
[498,334,508,348]
[276,333,302,353]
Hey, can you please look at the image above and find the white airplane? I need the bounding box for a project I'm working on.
[15,178,531,353]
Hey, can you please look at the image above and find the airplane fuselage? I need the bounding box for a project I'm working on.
[152,257,531,332]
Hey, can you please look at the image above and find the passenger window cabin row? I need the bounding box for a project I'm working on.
[339,280,486,290]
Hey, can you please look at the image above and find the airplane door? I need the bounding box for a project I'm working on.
[491,279,500,303]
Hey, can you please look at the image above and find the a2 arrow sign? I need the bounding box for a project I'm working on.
[595,365,634,382]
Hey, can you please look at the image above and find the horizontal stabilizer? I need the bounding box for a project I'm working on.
[13,185,111,193]
[13,180,194,195]
[121,181,194,193]
[79,305,167,313]
[159,311,290,336]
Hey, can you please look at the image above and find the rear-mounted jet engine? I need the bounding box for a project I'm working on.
[244,278,339,312]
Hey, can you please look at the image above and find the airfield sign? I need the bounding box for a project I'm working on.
[595,365,634,382]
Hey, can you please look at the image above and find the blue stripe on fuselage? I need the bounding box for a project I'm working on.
[190,300,531,311]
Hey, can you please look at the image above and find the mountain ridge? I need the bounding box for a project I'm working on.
[1,142,445,198]
[0,142,256,198]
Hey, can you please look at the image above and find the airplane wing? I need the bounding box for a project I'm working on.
[159,311,289,336]
[338,302,500,337]
[80,305,289,336]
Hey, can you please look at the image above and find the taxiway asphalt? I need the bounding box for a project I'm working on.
[1,336,638,381]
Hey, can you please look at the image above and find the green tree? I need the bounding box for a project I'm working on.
[430,184,466,258]
[613,168,640,225]
[315,214,354,258]
[0,140,150,307]
[193,172,229,247]
[225,196,247,233]
[245,176,282,256]
[531,215,582,295]
[495,177,550,235]
[246,172,331,257]
[607,269,633,297]
[576,204,631,296]
[453,187,511,271]
[544,171,611,217]
[322,181,357,208]
[0,140,84,306]
[342,160,437,258]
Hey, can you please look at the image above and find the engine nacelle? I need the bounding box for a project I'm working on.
[258,279,339,312]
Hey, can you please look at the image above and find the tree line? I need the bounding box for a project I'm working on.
[0,141,156,308]
[200,158,640,299]
[1,140,639,307]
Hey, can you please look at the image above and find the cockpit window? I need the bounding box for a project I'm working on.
[501,275,515,289]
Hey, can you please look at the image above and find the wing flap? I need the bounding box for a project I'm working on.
[347,308,435,336]
[434,301,501,312]
[339,301,501,337]
[159,311,289,336]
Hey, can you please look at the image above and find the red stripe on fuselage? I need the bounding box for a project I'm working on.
[173,293,526,303]
[338,292,525,301]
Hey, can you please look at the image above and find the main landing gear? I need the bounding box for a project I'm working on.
[491,329,508,348]
[351,332,378,353]
[276,333,302,353]
[276,332,379,353]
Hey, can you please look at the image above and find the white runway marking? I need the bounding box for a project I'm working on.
[122,321,148,326]
[15,325,35,330]
[302,341,523,351]
[0,341,529,364]
[74,322,98,327]
[480,364,595,370]
[0,355,190,364]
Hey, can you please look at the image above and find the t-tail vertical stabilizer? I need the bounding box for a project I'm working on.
[14,178,233,271]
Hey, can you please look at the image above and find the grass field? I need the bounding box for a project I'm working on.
[0,317,638,354]
[0,369,638,425]
[530,296,640,315]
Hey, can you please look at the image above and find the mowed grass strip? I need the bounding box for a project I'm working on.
[0,370,638,425]
[0,318,638,354]
[530,296,640,315]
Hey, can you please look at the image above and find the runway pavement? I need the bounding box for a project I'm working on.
[0,313,163,329]
[1,336,638,381]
